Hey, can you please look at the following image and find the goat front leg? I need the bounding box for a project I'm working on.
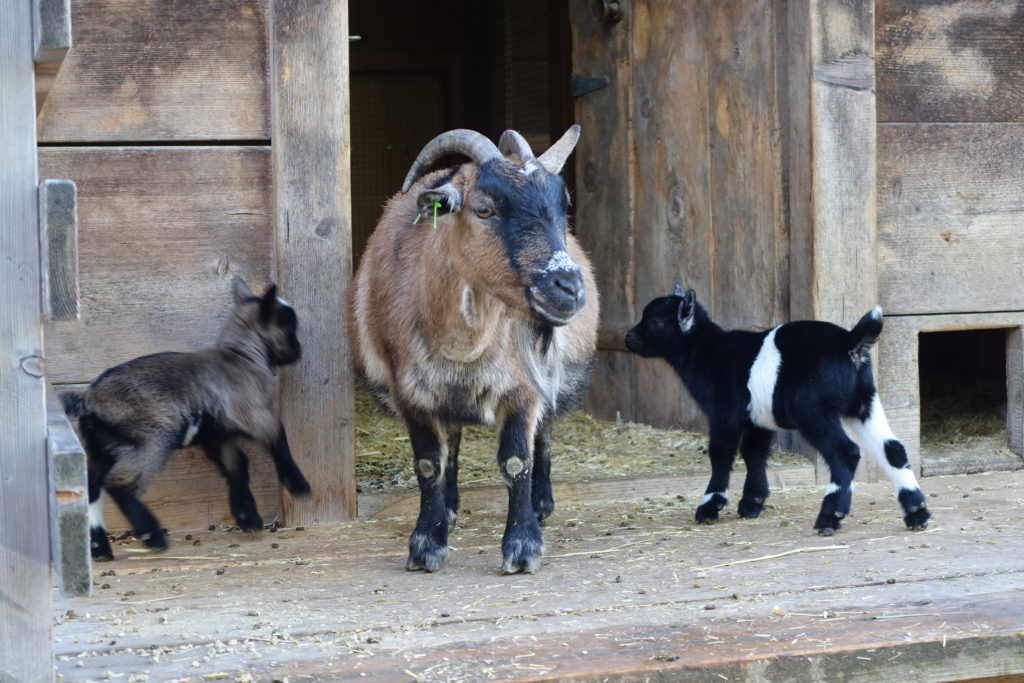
[405,416,452,572]
[531,418,554,524]
[695,425,741,524]
[799,419,860,535]
[202,441,263,531]
[738,427,773,518]
[267,424,311,496]
[498,401,544,574]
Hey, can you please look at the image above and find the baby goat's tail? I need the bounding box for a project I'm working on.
[59,390,88,417]
[848,305,884,361]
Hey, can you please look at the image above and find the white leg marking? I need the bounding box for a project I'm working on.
[702,491,728,505]
[843,395,923,494]
[824,482,841,496]
[747,327,782,430]
[89,492,106,531]
[182,416,201,447]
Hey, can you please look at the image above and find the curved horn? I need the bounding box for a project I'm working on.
[537,124,581,175]
[498,129,535,161]
[401,129,503,193]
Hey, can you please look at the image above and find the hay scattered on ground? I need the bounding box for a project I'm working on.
[354,386,808,494]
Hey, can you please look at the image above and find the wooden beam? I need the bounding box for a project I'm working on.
[0,0,53,677]
[1007,327,1023,457]
[270,0,355,524]
[32,0,71,112]
[47,385,90,596]
[39,178,78,320]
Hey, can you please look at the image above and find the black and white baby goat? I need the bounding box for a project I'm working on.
[625,284,930,535]
[61,278,311,560]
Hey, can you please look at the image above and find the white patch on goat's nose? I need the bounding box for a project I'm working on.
[747,327,782,430]
[540,250,579,275]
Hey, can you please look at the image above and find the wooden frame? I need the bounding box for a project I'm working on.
[270,0,356,524]
[1,0,53,676]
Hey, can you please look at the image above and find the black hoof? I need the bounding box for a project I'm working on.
[142,529,168,551]
[91,528,114,561]
[501,522,544,574]
[814,511,843,535]
[696,495,726,524]
[406,530,448,572]
[533,494,554,525]
[904,506,931,530]
[234,508,264,532]
[738,498,764,519]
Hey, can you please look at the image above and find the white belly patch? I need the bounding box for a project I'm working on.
[747,327,781,430]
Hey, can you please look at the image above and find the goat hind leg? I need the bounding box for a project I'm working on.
[800,421,859,535]
[106,485,167,551]
[202,441,263,531]
[531,419,554,524]
[444,428,462,527]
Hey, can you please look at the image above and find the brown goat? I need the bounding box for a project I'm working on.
[61,278,311,560]
[350,127,599,574]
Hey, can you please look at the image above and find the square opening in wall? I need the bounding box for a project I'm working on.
[918,328,1022,475]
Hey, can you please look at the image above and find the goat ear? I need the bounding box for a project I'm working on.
[677,289,697,333]
[232,277,254,304]
[416,183,462,221]
[260,285,278,322]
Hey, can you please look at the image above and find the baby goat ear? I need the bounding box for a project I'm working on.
[260,284,278,322]
[232,277,255,304]
[677,289,697,333]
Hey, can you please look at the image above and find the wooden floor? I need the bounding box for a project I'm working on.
[54,467,1024,682]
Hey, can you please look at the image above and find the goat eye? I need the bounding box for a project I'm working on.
[474,207,494,219]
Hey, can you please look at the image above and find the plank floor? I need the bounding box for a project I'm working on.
[54,468,1024,682]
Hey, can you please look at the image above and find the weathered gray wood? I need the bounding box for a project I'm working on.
[0,0,53,677]
[1008,327,1023,457]
[37,0,269,142]
[270,0,355,524]
[39,178,78,320]
[38,146,274,384]
[32,0,71,112]
[877,0,1024,123]
[570,0,637,423]
[879,311,1024,476]
[46,385,90,597]
[785,0,879,482]
[877,123,1024,315]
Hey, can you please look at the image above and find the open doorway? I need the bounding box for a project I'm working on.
[919,328,1023,475]
[348,0,573,265]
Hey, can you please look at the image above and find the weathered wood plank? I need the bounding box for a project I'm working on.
[877,123,1024,315]
[270,0,355,524]
[877,0,1024,123]
[626,2,709,430]
[0,0,52,676]
[570,0,636,422]
[46,385,91,597]
[38,146,274,384]
[39,178,78,320]
[37,0,269,142]
[33,0,72,112]
[879,311,1024,475]
[707,0,786,331]
[1007,327,1023,456]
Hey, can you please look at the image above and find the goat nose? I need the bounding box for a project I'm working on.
[553,270,583,301]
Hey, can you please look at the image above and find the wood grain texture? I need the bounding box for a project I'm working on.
[0,0,52,677]
[33,0,72,112]
[877,0,1024,123]
[706,0,786,331]
[879,311,1024,475]
[46,385,91,597]
[570,0,637,422]
[877,123,1024,315]
[271,0,355,524]
[40,178,79,320]
[1008,327,1023,456]
[37,0,269,142]
[628,2,709,429]
[38,146,274,384]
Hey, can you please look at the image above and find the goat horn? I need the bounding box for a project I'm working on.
[401,129,503,193]
[537,124,581,175]
[498,130,535,161]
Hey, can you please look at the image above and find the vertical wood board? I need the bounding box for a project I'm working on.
[877,0,1024,123]
[39,147,274,384]
[0,0,52,677]
[271,0,355,524]
[876,123,1024,315]
[37,0,270,142]
[570,0,637,422]
[1009,327,1024,456]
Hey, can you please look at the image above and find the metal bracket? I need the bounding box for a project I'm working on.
[571,75,611,98]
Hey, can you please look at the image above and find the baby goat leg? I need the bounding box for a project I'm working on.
[269,425,311,496]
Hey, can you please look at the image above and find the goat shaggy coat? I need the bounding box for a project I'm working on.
[350,127,599,574]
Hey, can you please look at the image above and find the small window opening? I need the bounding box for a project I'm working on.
[918,328,1021,475]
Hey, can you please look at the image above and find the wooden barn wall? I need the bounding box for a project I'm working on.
[37,0,280,531]
[571,1,786,429]
[875,0,1024,466]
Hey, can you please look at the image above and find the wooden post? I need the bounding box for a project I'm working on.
[1,0,53,676]
[270,0,355,524]
[787,0,879,482]
[1006,328,1023,457]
